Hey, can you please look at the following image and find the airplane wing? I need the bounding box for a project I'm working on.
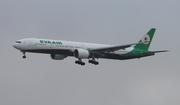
[89,42,140,53]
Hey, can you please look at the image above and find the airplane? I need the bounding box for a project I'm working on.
[13,28,168,66]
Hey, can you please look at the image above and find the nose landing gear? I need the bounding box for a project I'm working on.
[23,55,26,59]
[21,51,26,59]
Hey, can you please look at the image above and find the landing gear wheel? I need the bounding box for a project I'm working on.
[75,61,79,64]
[94,62,99,65]
[23,55,26,59]
[75,60,85,66]
[81,62,85,66]
[88,60,91,63]
[88,59,99,65]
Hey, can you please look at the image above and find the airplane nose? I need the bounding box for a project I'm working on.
[12,43,15,47]
[12,43,17,48]
[13,40,22,49]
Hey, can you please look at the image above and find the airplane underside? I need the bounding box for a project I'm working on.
[20,49,154,66]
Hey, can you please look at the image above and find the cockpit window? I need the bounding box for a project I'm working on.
[16,41,21,43]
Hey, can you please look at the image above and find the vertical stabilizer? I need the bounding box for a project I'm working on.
[134,28,156,51]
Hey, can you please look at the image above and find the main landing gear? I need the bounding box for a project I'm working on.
[88,57,99,65]
[75,58,99,66]
[88,59,99,65]
[75,59,85,66]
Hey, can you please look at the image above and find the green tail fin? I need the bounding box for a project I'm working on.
[134,28,156,51]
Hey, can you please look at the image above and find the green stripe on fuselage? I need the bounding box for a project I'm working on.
[40,40,62,45]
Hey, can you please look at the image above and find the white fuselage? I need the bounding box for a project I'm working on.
[13,38,133,55]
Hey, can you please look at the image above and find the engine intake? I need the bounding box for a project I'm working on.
[74,49,90,59]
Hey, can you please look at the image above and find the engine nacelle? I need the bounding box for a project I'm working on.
[50,54,67,60]
[74,49,90,59]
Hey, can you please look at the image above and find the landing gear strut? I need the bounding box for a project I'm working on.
[75,59,85,66]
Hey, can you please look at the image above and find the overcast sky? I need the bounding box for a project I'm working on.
[0,0,180,105]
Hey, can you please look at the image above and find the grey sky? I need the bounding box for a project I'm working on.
[0,0,180,105]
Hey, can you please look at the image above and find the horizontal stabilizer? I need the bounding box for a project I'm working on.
[141,50,169,54]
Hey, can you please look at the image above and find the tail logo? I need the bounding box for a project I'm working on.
[141,34,150,45]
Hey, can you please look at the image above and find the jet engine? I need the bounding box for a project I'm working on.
[50,54,67,60]
[74,49,90,59]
